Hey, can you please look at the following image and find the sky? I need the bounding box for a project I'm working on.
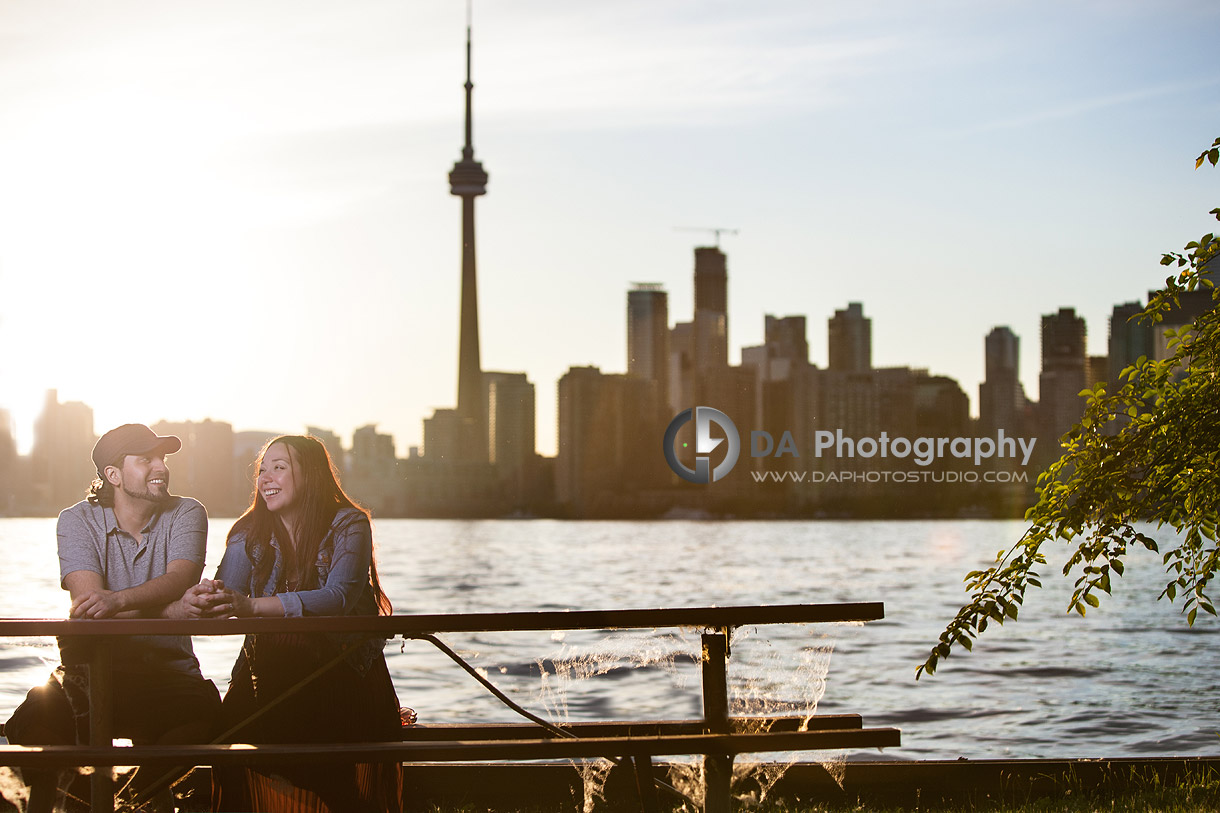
[0,0,1217,457]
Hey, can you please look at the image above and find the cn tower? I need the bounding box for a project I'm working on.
[448,23,489,464]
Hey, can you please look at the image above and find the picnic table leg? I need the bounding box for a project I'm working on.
[701,632,732,813]
[89,643,114,813]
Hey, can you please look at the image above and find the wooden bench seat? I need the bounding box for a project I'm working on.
[0,723,900,768]
[399,713,871,740]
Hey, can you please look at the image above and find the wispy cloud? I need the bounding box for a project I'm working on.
[945,76,1220,138]
[461,5,911,130]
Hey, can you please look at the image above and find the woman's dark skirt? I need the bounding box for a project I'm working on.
[212,634,403,813]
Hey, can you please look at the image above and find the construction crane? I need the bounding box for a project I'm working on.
[674,226,739,248]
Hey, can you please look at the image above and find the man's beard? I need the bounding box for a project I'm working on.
[123,479,170,503]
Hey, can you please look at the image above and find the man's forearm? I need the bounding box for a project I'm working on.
[113,570,198,615]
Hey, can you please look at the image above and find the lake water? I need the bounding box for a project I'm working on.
[1,518,1217,761]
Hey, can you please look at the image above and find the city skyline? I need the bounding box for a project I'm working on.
[2,261,1210,518]
[1,1,1217,456]
[0,274,1182,460]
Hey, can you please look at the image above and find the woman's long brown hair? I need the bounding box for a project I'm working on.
[227,435,392,615]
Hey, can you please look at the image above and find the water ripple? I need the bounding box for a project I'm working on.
[0,518,1215,761]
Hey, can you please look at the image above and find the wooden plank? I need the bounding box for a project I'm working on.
[702,632,732,813]
[0,728,901,768]
[401,715,865,740]
[88,643,113,813]
[0,602,884,638]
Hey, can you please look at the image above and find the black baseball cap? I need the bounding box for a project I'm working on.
[91,424,182,474]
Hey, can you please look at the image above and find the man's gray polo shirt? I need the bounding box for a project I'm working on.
[57,496,207,676]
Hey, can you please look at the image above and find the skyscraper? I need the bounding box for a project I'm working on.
[556,366,666,516]
[742,314,813,476]
[449,23,490,465]
[486,371,536,472]
[485,371,536,509]
[828,303,871,372]
[979,326,1027,436]
[668,321,694,414]
[692,247,728,372]
[627,283,670,410]
[0,408,16,515]
[29,389,95,514]
[1147,287,1214,362]
[151,419,238,517]
[349,424,405,515]
[1038,307,1087,451]
[627,283,669,379]
[1108,301,1151,387]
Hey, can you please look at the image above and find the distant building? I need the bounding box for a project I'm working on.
[555,366,602,511]
[668,320,695,414]
[693,247,729,373]
[304,427,347,484]
[627,283,670,408]
[1108,301,1152,387]
[422,408,461,462]
[1149,287,1214,362]
[29,390,95,514]
[152,419,239,517]
[1038,307,1088,455]
[555,366,667,516]
[695,363,757,476]
[666,246,733,415]
[914,373,970,437]
[348,424,405,516]
[486,371,536,507]
[979,326,1028,437]
[1087,355,1109,389]
[872,367,918,439]
[828,303,871,373]
[0,408,16,515]
[742,314,814,472]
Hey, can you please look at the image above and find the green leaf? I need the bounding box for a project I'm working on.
[921,133,1220,674]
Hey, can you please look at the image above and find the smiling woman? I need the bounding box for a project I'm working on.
[176,434,404,812]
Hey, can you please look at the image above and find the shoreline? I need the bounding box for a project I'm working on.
[400,756,1220,809]
[2,754,1218,810]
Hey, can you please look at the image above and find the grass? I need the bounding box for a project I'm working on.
[760,783,1220,812]
[417,767,1220,813]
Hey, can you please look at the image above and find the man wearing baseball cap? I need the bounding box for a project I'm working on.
[6,423,222,812]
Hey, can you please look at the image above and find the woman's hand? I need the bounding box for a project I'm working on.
[222,589,254,618]
[182,587,278,618]
[165,580,237,619]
